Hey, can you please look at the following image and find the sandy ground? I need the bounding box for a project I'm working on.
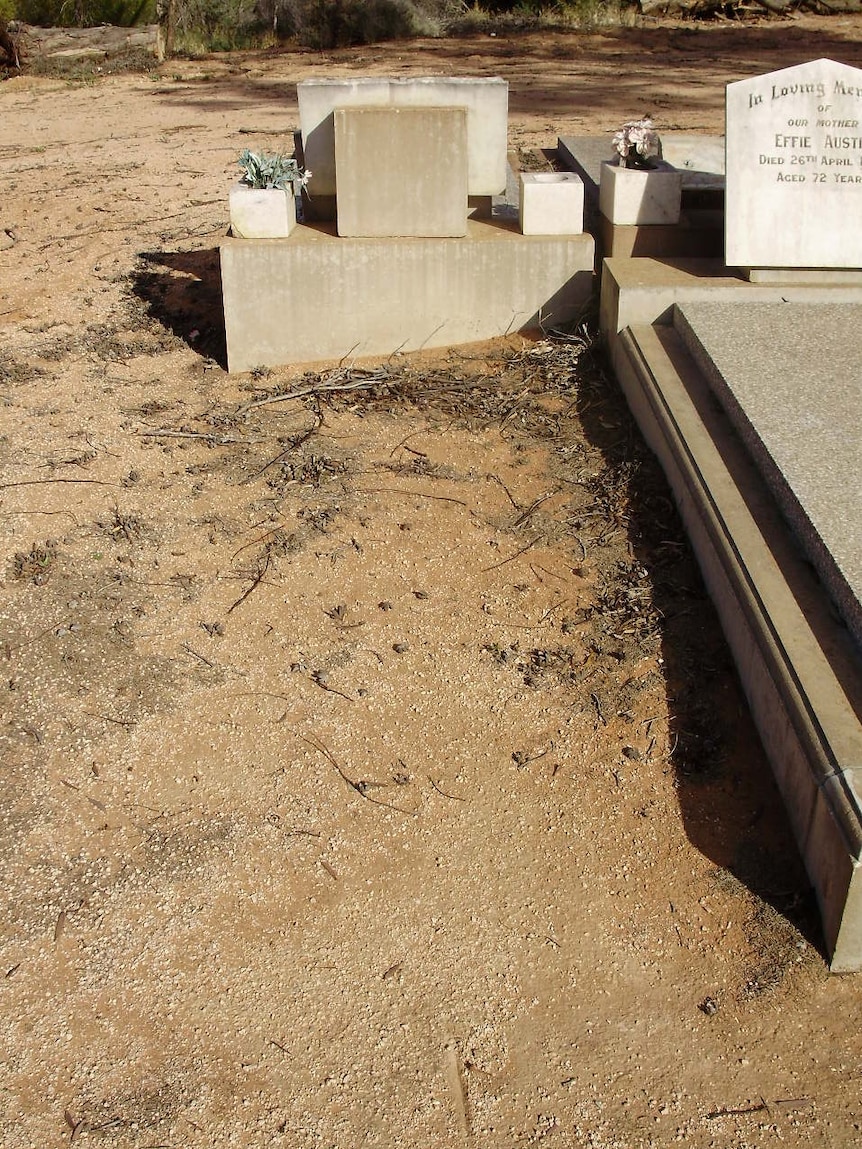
[2,16,862,1149]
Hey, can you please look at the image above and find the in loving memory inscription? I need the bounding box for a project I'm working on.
[725,59,862,269]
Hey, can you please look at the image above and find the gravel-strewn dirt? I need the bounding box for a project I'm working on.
[2,19,862,1148]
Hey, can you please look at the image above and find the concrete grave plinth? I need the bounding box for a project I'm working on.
[220,222,594,372]
[334,106,468,238]
[599,160,683,226]
[726,59,862,269]
[673,300,862,653]
[519,172,584,235]
[558,135,724,260]
[599,256,862,969]
[298,77,508,204]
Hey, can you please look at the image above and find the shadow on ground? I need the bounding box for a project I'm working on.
[574,341,824,977]
[133,248,227,369]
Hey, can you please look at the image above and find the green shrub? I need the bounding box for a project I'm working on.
[450,0,631,31]
[297,0,421,47]
[162,0,463,53]
[170,0,265,50]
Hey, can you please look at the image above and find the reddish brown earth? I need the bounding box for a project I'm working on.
[2,17,862,1148]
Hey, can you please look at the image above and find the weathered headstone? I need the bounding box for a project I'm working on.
[298,77,508,200]
[334,106,468,238]
[726,59,862,269]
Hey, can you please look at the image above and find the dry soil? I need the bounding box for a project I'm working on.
[2,17,862,1149]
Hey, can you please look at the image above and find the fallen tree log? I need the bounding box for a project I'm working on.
[7,22,162,64]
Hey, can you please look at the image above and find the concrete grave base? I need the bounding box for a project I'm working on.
[673,300,862,654]
[220,220,594,372]
[598,213,724,260]
[601,257,862,969]
[558,136,723,261]
[743,268,862,285]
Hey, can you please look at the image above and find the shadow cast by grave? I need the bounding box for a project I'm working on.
[575,342,824,960]
[133,248,227,370]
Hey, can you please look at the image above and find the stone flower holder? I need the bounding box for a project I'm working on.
[519,172,584,236]
[229,183,296,239]
[598,159,682,226]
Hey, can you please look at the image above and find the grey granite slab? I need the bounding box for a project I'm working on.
[674,300,862,653]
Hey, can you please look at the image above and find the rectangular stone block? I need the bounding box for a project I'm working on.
[334,106,468,238]
[229,184,295,239]
[298,76,508,198]
[220,222,594,371]
[519,172,584,235]
[726,59,862,269]
[598,160,682,225]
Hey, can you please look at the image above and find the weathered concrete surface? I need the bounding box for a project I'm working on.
[221,221,594,371]
[559,136,723,260]
[558,134,725,203]
[675,300,862,654]
[597,213,724,260]
[334,106,468,238]
[746,268,862,285]
[599,256,862,338]
[599,161,682,226]
[298,77,508,200]
[229,184,295,239]
[518,172,584,235]
[613,318,862,970]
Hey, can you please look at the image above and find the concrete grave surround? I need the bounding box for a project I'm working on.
[726,59,862,268]
[519,172,584,235]
[334,106,468,238]
[599,160,683,225]
[558,135,725,259]
[220,223,594,371]
[559,134,725,201]
[674,300,862,653]
[298,77,508,199]
[598,258,862,968]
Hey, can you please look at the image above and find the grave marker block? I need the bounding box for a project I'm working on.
[334,106,468,238]
[298,77,508,199]
[726,59,862,268]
